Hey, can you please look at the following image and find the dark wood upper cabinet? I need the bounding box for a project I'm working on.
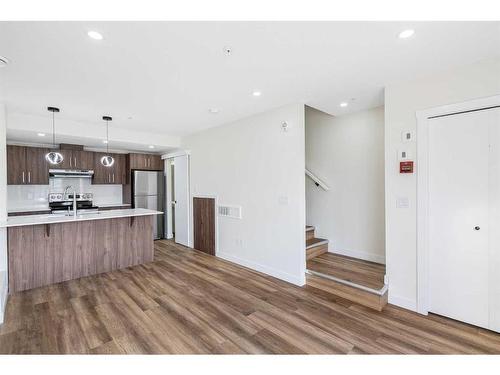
[51,149,94,170]
[149,155,163,171]
[92,152,126,184]
[25,147,50,184]
[72,150,94,170]
[7,145,27,185]
[7,145,49,185]
[6,145,139,186]
[129,153,163,171]
[53,149,72,169]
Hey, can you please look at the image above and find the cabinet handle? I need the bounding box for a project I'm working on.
[22,171,25,183]
[74,156,77,167]
[28,171,31,183]
[113,173,115,183]
[69,157,72,167]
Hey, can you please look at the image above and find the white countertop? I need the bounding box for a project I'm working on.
[0,208,162,228]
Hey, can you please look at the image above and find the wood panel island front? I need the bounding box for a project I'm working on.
[0,209,162,293]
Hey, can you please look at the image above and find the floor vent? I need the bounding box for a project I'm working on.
[218,205,242,219]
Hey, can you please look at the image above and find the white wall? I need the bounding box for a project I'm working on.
[0,103,8,324]
[305,106,385,264]
[385,57,500,310]
[182,104,306,285]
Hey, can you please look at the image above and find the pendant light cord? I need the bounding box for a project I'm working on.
[106,119,109,153]
[52,111,56,147]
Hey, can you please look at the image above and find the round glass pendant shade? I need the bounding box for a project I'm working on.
[45,151,64,165]
[100,155,115,167]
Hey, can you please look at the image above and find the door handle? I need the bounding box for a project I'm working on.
[474,226,481,231]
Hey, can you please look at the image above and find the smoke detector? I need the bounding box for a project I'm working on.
[0,56,9,67]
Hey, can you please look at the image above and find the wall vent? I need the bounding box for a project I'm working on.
[218,205,242,219]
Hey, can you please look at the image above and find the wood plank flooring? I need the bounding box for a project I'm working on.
[1,239,500,354]
[307,253,386,290]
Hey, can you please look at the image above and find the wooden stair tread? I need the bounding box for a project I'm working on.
[305,225,315,232]
[306,237,328,248]
[307,252,385,290]
[306,274,388,311]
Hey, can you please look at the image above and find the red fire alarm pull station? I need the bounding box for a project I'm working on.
[400,161,414,174]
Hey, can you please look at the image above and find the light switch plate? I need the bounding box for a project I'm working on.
[398,149,411,161]
[396,197,410,209]
[401,130,415,143]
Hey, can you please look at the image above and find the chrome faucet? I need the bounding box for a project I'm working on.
[64,185,77,218]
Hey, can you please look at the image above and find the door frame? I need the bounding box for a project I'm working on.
[161,150,191,246]
[192,194,219,256]
[416,94,500,315]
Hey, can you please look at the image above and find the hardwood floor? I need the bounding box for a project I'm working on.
[1,240,500,354]
[307,253,386,290]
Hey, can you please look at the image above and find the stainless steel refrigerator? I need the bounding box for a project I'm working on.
[133,170,164,239]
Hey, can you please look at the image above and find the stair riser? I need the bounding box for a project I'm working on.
[306,274,388,311]
[306,243,328,260]
[306,230,315,240]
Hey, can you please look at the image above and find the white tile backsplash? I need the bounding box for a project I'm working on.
[8,177,123,212]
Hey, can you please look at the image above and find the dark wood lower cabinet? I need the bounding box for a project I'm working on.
[193,197,216,255]
[7,216,154,293]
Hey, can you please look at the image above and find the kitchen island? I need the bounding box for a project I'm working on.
[0,208,162,293]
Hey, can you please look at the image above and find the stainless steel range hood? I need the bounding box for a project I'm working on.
[49,169,94,178]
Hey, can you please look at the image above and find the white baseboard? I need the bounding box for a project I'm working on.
[217,251,305,286]
[0,270,7,325]
[388,293,417,312]
[330,247,385,264]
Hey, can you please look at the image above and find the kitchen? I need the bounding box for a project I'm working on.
[0,109,167,293]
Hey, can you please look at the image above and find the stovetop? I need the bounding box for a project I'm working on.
[48,192,94,203]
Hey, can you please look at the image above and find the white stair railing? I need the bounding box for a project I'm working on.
[305,168,330,191]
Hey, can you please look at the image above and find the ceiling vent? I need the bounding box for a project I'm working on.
[218,205,242,219]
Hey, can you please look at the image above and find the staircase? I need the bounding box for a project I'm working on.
[306,226,329,260]
[305,225,388,311]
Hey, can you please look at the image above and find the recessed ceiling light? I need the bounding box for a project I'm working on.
[208,108,220,114]
[398,29,415,39]
[252,91,262,97]
[88,31,104,40]
[148,145,155,149]
[102,140,108,144]
[0,56,9,67]
[37,133,46,137]
[340,102,348,107]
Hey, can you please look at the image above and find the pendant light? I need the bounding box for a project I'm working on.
[100,115,114,167]
[45,107,64,165]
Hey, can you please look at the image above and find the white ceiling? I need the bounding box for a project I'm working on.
[1,21,500,137]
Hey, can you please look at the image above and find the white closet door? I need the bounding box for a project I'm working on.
[428,109,494,329]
